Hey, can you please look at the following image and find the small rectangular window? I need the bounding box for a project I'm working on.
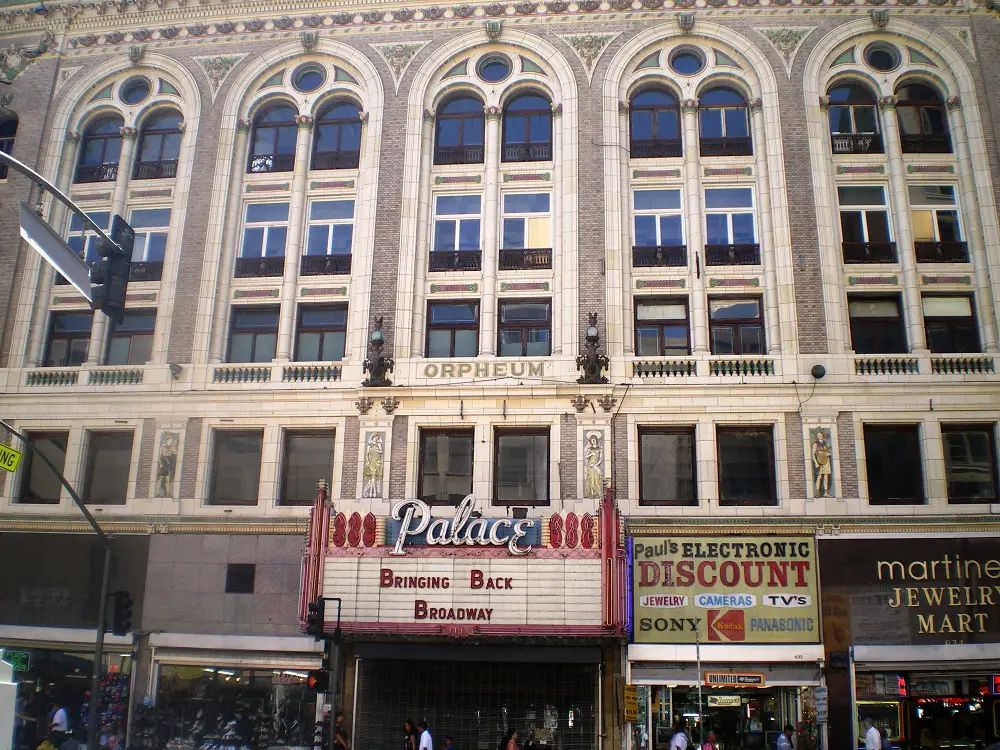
[434,195,482,252]
[864,424,924,504]
[501,193,551,250]
[922,295,980,354]
[717,426,776,506]
[704,189,755,245]
[295,305,347,362]
[941,424,997,504]
[708,297,763,355]
[209,430,263,506]
[281,431,335,505]
[44,312,93,367]
[306,200,355,256]
[106,311,156,366]
[240,202,290,258]
[18,432,68,504]
[494,429,549,506]
[129,207,171,262]
[419,429,474,505]
[427,302,479,358]
[227,307,278,363]
[83,431,134,505]
[67,212,111,265]
[848,296,907,354]
[498,300,551,357]
[639,427,697,506]
[635,299,689,356]
[633,190,684,248]
[225,563,256,594]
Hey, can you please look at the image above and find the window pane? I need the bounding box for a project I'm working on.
[718,428,775,506]
[301,307,347,328]
[330,225,354,254]
[910,210,935,241]
[341,122,362,150]
[20,433,68,504]
[838,186,885,206]
[504,193,550,213]
[295,331,320,361]
[922,296,971,317]
[161,133,182,161]
[322,331,346,361]
[463,116,485,146]
[276,125,297,154]
[662,324,688,355]
[705,188,753,209]
[865,212,891,243]
[127,334,153,365]
[306,225,330,255]
[637,302,687,321]
[636,326,660,356]
[635,190,681,211]
[145,234,167,262]
[501,302,549,322]
[130,208,171,228]
[724,108,749,138]
[246,203,290,223]
[282,432,335,505]
[434,220,456,251]
[710,326,735,355]
[839,212,865,243]
[315,125,339,153]
[864,426,923,504]
[942,428,997,502]
[84,432,133,505]
[700,109,723,138]
[503,218,525,249]
[427,330,452,358]
[849,299,900,318]
[499,329,523,357]
[252,127,273,155]
[210,431,263,506]
[52,313,94,333]
[454,330,478,357]
[630,111,653,141]
[234,308,279,329]
[106,336,131,366]
[438,118,460,146]
[658,215,683,246]
[241,228,264,258]
[431,303,478,324]
[421,432,474,505]
[229,332,253,363]
[655,110,678,139]
[505,115,527,144]
[896,108,921,136]
[640,430,696,505]
[265,227,287,256]
[936,211,960,242]
[710,298,760,320]
[529,114,551,143]
[311,200,355,220]
[908,185,955,206]
[634,216,657,247]
[495,433,548,503]
[853,107,877,134]
[253,333,276,363]
[706,214,730,245]
[731,214,755,243]
[458,219,480,250]
[525,328,550,356]
[923,107,946,135]
[829,107,853,134]
[739,325,764,355]
[437,195,481,215]
[526,217,549,248]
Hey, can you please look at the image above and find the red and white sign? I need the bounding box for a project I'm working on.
[707,609,746,642]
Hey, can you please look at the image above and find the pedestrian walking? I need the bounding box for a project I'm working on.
[668,722,688,750]
[862,718,880,750]
[419,720,433,750]
[404,719,419,750]
[776,725,794,750]
[334,712,350,750]
[701,730,719,750]
[49,699,70,747]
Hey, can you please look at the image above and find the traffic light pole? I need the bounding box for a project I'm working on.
[325,597,342,750]
[0,419,112,750]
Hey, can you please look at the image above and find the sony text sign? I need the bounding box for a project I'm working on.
[632,536,820,644]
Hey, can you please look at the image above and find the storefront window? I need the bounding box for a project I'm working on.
[144,665,317,748]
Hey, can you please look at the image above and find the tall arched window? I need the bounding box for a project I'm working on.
[75,115,124,184]
[312,101,362,170]
[134,110,183,180]
[502,93,552,163]
[698,87,751,157]
[629,88,681,158]
[434,95,485,166]
[827,83,881,155]
[0,113,16,180]
[896,83,951,154]
[248,105,297,174]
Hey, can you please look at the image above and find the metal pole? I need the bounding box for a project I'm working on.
[695,630,703,746]
[326,597,342,750]
[88,544,112,750]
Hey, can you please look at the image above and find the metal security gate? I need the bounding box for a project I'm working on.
[355,658,598,750]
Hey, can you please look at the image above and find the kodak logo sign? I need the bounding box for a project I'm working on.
[707,609,745,641]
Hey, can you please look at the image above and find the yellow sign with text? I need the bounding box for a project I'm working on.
[0,444,22,473]
[623,685,639,723]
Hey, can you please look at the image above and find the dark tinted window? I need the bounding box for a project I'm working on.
[863,424,923,504]
[419,430,474,505]
[849,297,907,354]
[494,431,549,505]
[281,431,335,505]
[209,430,263,506]
[83,431,133,505]
[639,428,697,505]
[941,425,997,504]
[717,427,776,506]
[225,563,256,594]
[18,432,68,504]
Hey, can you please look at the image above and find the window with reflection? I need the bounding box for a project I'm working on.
[427,301,479,358]
[633,190,684,254]
[827,83,882,154]
[635,299,689,356]
[208,430,263,506]
[129,208,170,281]
[18,432,68,504]
[698,87,751,156]
[83,430,134,505]
[237,202,288,278]
[134,111,182,179]
[248,105,297,173]
[717,426,776,506]
[639,427,697,506]
[494,429,549,505]
[313,101,362,170]
[44,312,93,367]
[502,93,552,162]
[295,305,347,362]
[709,297,763,355]
[838,185,895,263]
[106,311,156,366]
[281,430,336,505]
[75,116,123,183]
[0,113,17,180]
[941,424,997,503]
[848,296,907,354]
[303,199,354,276]
[498,300,551,357]
[227,307,278,363]
[705,188,758,264]
[910,185,967,262]
[864,424,924,504]
[435,95,485,165]
[419,429,474,505]
[896,83,951,154]
[629,89,681,158]
[922,295,980,354]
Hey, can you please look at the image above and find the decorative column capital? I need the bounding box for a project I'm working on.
[65,130,81,145]
[484,105,502,121]
[878,95,898,111]
[422,108,435,123]
[749,97,763,113]
[176,120,187,133]
[359,110,370,125]
[946,95,961,112]
[295,114,315,129]
[680,98,699,113]
[119,126,138,140]
[551,102,563,117]
[236,118,251,133]
[818,95,830,111]
[869,9,889,30]
[617,100,629,115]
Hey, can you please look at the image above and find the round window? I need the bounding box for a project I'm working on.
[477,54,512,83]
[293,65,326,93]
[864,43,900,72]
[120,77,151,105]
[669,47,705,76]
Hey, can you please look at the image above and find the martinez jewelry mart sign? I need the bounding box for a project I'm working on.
[631,536,821,644]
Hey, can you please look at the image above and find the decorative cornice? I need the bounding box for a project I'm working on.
[680,98,699,113]
[0,516,309,535]
[0,31,54,84]
[295,113,314,129]
[878,95,898,110]
[194,53,247,103]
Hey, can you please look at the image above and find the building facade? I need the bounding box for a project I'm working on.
[0,0,999,746]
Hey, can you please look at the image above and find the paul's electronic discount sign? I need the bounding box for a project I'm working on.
[631,536,821,644]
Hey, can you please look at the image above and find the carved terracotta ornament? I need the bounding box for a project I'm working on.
[295,114,315,129]
[681,98,699,113]
[878,95,898,110]
[484,105,502,120]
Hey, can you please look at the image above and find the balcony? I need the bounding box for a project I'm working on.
[699,137,753,157]
[429,250,482,272]
[915,241,969,264]
[433,145,484,166]
[831,133,884,155]
[73,163,118,184]
[900,134,951,154]
[234,256,285,278]
[300,254,352,276]
[630,138,682,159]
[499,248,552,271]
[133,160,178,180]
[705,244,760,266]
[854,356,919,376]
[247,154,295,174]
[129,262,163,282]
[312,150,360,171]
[632,245,687,268]
[502,143,553,163]
[842,242,897,264]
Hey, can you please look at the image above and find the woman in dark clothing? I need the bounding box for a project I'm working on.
[404,719,419,750]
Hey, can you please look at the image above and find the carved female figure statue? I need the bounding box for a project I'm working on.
[812,429,833,498]
[584,432,604,499]
[362,432,384,498]
[155,431,179,498]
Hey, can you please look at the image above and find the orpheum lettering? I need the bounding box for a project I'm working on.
[380,569,451,589]
[414,600,494,621]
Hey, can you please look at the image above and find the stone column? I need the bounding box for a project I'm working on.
[550,103,564,355]
[681,99,708,353]
[410,110,436,358]
[616,101,633,356]
[946,96,998,352]
[879,95,927,354]
[209,120,251,363]
[750,98,781,353]
[480,105,502,357]
[87,126,138,365]
[276,115,314,361]
[26,132,82,367]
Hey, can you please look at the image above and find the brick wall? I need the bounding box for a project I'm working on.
[836,411,859,498]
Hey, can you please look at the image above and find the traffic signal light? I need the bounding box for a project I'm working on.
[90,214,133,325]
[306,669,329,692]
[305,598,325,640]
[111,590,133,636]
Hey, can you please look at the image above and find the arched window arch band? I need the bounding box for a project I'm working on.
[134,110,184,180]
[75,115,124,184]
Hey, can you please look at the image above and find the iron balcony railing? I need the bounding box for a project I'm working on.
[429,250,482,272]
[234,256,285,278]
[900,134,951,154]
[129,262,163,282]
[433,145,485,166]
[499,248,552,271]
[842,242,898,264]
[501,143,553,163]
[830,133,884,155]
[311,150,361,170]
[632,245,687,268]
[914,241,969,263]
[705,244,761,266]
[629,138,683,159]
[73,163,119,184]
[699,137,753,157]
[133,160,178,180]
[300,254,352,276]
[247,153,295,174]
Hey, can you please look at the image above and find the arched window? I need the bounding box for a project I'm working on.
[827,83,882,155]
[248,105,297,174]
[434,95,485,166]
[699,87,751,157]
[629,88,681,159]
[134,111,183,180]
[75,115,124,184]
[312,101,363,170]
[896,83,951,154]
[502,93,552,163]
[0,114,16,180]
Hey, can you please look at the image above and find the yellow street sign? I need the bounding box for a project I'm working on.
[0,444,22,473]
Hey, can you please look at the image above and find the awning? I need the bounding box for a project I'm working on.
[627,644,825,686]
[853,643,1000,671]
